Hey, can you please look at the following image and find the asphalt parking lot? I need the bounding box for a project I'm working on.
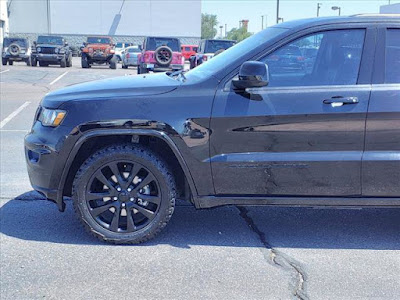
[1,57,399,300]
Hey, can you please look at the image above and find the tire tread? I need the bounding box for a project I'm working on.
[72,144,176,244]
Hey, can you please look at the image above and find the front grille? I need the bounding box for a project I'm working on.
[41,47,55,54]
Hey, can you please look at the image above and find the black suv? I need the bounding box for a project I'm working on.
[189,39,235,69]
[2,37,31,66]
[31,35,72,68]
[25,15,400,244]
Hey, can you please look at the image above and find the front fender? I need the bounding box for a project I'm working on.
[58,128,199,209]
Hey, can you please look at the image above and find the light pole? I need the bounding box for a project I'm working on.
[317,3,322,17]
[331,6,341,16]
[276,0,280,24]
[261,15,268,30]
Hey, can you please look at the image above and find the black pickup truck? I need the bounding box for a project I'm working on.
[31,35,72,68]
[25,15,400,244]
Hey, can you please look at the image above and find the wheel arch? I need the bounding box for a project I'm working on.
[60,129,198,208]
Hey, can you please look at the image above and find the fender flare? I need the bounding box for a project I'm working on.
[57,128,198,210]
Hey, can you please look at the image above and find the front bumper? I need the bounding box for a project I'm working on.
[24,122,73,211]
[32,53,65,62]
[2,53,30,61]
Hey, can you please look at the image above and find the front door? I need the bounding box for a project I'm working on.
[210,27,374,197]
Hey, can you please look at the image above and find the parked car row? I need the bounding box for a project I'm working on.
[2,36,236,71]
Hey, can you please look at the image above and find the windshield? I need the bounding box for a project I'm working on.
[186,27,288,80]
[87,37,111,44]
[3,38,27,47]
[37,36,63,45]
[205,40,235,53]
[146,38,180,52]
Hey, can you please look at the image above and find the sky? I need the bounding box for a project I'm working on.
[202,0,400,35]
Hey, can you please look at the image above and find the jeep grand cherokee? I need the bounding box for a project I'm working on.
[25,15,400,244]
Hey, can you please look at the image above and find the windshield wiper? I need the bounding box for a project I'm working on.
[168,70,187,82]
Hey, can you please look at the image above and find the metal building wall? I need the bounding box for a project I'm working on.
[8,0,201,38]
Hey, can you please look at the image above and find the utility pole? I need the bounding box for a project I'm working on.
[219,26,223,38]
[225,24,227,37]
[317,3,322,17]
[261,15,264,30]
[276,0,280,24]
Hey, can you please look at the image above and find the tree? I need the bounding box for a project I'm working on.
[227,27,252,42]
[201,13,218,39]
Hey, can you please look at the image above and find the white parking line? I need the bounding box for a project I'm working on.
[0,69,10,74]
[49,71,69,85]
[0,101,31,129]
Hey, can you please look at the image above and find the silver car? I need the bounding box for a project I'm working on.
[122,46,141,68]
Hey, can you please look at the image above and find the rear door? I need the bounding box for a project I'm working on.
[363,25,400,197]
[210,25,376,197]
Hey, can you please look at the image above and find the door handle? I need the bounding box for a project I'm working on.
[323,96,359,106]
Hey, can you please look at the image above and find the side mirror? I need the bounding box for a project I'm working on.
[232,61,269,90]
[33,41,37,46]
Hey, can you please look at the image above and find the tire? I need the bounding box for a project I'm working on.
[154,46,173,67]
[8,61,13,66]
[109,57,117,69]
[25,56,31,66]
[31,58,37,67]
[72,144,176,244]
[60,57,66,68]
[139,65,148,74]
[9,43,21,56]
[189,56,196,69]
[2,58,7,66]
[81,56,89,68]
[67,55,72,67]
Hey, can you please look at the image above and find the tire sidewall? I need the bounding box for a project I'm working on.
[73,146,174,243]
[154,46,173,66]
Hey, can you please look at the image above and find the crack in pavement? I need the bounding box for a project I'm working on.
[237,206,308,300]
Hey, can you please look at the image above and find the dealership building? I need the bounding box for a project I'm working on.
[5,0,201,46]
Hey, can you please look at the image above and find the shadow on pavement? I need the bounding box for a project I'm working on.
[1,191,399,250]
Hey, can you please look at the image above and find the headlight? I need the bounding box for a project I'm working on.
[39,108,66,127]
[54,48,59,54]
[37,47,41,52]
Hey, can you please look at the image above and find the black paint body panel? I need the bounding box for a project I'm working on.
[24,16,400,210]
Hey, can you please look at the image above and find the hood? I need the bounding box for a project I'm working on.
[86,44,112,50]
[37,44,63,48]
[42,72,181,108]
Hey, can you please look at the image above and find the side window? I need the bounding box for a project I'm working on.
[261,29,365,87]
[385,29,400,84]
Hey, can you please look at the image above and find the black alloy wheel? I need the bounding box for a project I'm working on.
[72,144,176,244]
[86,160,161,233]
